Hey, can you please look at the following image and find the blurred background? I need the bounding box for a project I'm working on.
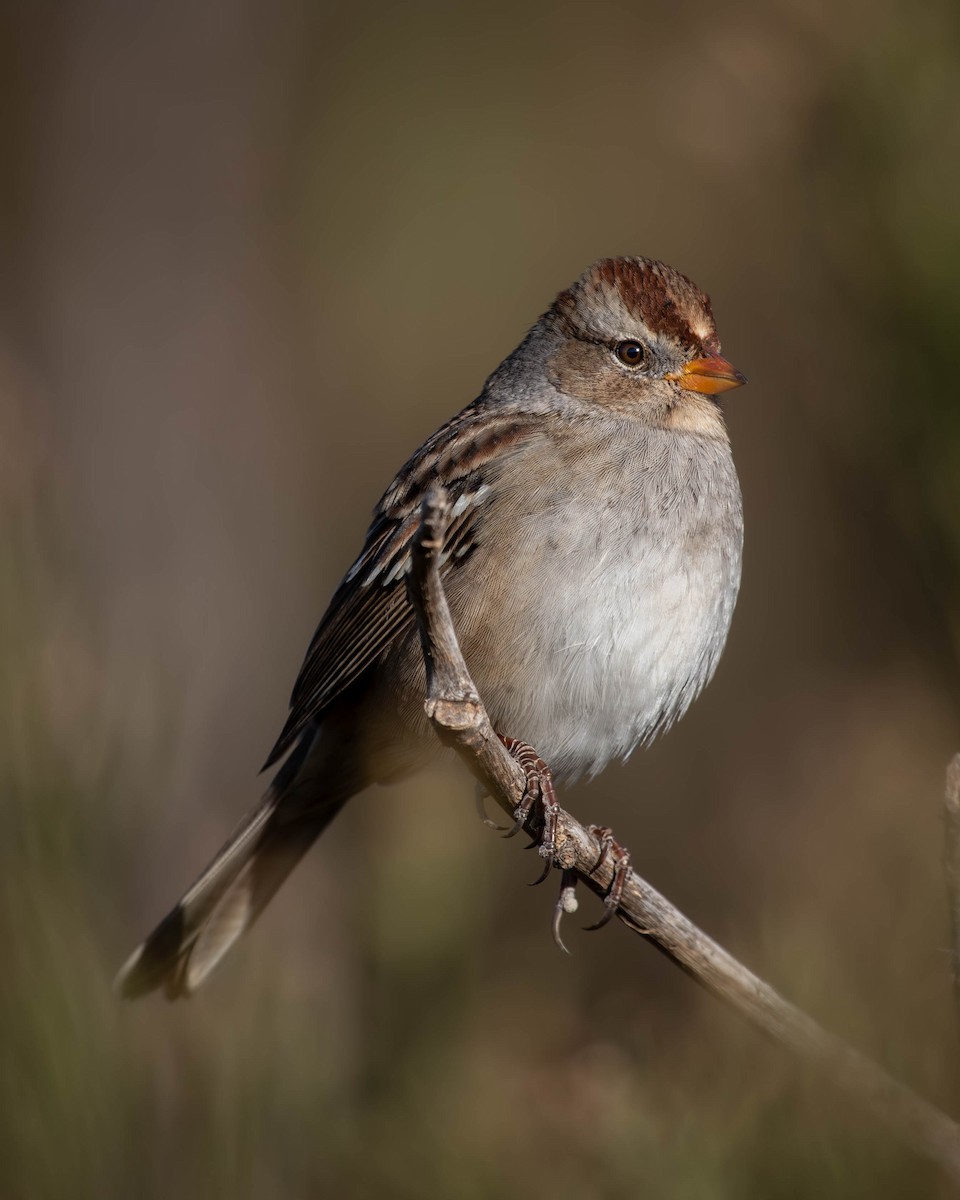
[2,0,960,1195]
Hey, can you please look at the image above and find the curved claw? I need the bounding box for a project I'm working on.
[529,858,552,886]
[501,812,526,839]
[583,905,616,933]
[552,870,578,954]
[552,902,571,954]
[475,788,508,831]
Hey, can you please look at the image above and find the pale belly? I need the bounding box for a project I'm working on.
[453,475,741,781]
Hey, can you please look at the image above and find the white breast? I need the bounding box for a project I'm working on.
[466,429,742,781]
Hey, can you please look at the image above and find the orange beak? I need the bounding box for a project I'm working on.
[667,355,747,396]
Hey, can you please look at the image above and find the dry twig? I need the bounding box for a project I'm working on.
[406,483,960,1186]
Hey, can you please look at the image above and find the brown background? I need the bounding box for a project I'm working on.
[3,1,960,1196]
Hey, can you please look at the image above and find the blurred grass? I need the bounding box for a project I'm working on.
[2,0,960,1196]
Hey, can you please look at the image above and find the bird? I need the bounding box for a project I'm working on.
[116,255,746,1000]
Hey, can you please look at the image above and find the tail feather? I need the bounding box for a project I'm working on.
[115,733,349,1000]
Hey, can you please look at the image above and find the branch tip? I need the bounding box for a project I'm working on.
[404,490,960,1184]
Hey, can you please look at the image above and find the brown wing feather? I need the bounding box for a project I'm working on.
[262,402,542,769]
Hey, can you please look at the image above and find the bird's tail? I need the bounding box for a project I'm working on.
[115,733,348,1000]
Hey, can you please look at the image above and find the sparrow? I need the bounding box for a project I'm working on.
[116,255,746,999]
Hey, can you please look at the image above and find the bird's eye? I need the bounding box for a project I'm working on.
[615,340,645,367]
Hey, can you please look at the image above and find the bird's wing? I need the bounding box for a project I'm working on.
[262,402,542,769]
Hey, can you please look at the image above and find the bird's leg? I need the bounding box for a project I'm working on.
[583,825,631,931]
[497,735,561,873]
